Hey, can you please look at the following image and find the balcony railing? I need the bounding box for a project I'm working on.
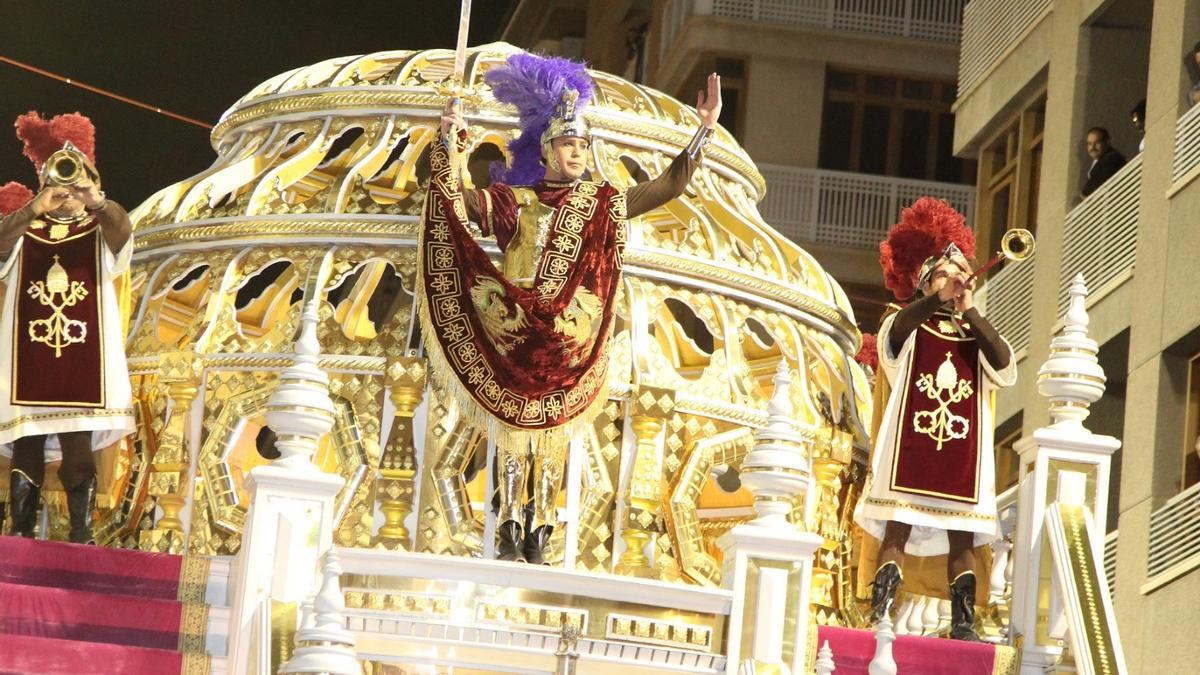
[1145,481,1200,590]
[757,164,977,251]
[958,0,1053,98]
[1172,102,1200,185]
[977,154,1141,357]
[661,0,965,62]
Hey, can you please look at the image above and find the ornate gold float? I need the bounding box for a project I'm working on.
[113,43,871,624]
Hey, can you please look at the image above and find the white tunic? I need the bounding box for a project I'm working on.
[854,311,1016,556]
[0,235,135,461]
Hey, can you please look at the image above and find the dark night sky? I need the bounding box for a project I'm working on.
[0,1,516,208]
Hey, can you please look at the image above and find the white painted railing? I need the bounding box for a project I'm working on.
[1171,102,1200,184]
[1057,154,1141,315]
[1104,529,1118,594]
[757,164,976,250]
[1145,482,1200,584]
[958,0,1052,98]
[660,0,964,61]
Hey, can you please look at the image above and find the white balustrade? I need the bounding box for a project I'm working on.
[660,0,964,61]
[958,0,1053,98]
[814,640,837,675]
[1171,102,1200,185]
[869,612,897,675]
[974,248,1036,356]
[1057,155,1141,315]
[757,164,976,250]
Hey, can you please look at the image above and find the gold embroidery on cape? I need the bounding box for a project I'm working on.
[422,141,617,428]
[912,352,973,451]
[555,286,603,365]
[470,276,528,355]
[26,255,89,357]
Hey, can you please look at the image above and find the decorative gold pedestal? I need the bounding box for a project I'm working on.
[616,386,674,579]
[140,352,200,554]
[374,356,427,550]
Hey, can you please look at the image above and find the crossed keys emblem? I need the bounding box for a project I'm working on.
[27,256,89,358]
[912,352,974,451]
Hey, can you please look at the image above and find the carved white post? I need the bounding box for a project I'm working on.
[868,612,897,675]
[719,362,822,674]
[280,549,359,674]
[814,640,836,675]
[1010,274,1122,674]
[227,252,346,675]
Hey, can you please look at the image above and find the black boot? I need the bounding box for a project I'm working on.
[870,561,903,624]
[523,525,552,565]
[8,471,40,538]
[65,475,97,545]
[949,571,982,641]
[496,520,525,562]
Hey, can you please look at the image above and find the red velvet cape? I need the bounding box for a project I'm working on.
[419,140,626,431]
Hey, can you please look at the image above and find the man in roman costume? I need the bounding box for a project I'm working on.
[0,112,135,543]
[421,52,720,563]
[854,197,1015,640]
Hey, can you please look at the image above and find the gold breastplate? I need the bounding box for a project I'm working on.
[503,188,555,288]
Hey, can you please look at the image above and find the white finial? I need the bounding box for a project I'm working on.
[264,258,337,469]
[815,640,837,674]
[1037,273,1106,427]
[739,361,813,529]
[869,613,898,675]
[279,549,359,674]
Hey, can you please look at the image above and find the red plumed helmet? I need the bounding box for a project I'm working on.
[855,333,879,371]
[878,197,975,300]
[0,182,34,216]
[14,111,96,171]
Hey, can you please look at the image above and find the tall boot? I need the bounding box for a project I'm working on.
[949,571,982,641]
[65,475,97,545]
[523,525,552,566]
[496,519,525,562]
[8,471,40,538]
[869,561,903,624]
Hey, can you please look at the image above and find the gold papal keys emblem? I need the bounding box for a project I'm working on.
[27,255,89,357]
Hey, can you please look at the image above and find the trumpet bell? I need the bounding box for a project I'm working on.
[1000,228,1035,261]
[41,142,97,187]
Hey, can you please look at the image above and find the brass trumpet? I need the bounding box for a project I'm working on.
[966,228,1035,283]
[41,142,99,187]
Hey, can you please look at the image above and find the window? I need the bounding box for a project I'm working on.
[1182,353,1200,491]
[976,97,1045,277]
[818,68,973,183]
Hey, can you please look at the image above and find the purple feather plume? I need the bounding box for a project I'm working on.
[484,52,594,185]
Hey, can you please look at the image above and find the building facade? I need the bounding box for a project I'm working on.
[957,0,1200,672]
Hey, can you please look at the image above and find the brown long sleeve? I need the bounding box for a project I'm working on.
[626,151,697,218]
[0,203,36,259]
[886,292,943,355]
[92,201,132,254]
[962,307,1010,370]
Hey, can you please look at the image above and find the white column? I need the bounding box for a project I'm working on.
[227,251,346,675]
[1010,275,1121,674]
[719,362,822,674]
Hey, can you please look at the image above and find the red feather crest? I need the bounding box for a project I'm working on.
[14,111,96,170]
[0,182,34,216]
[854,333,879,371]
[878,197,975,300]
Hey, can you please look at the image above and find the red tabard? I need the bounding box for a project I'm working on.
[890,316,982,503]
[12,218,104,407]
[419,140,625,431]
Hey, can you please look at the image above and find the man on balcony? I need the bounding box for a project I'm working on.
[854,198,1016,641]
[1081,127,1127,198]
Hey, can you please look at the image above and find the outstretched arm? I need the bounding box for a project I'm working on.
[955,284,1010,370]
[626,73,722,218]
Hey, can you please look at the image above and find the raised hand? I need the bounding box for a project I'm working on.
[440,98,466,137]
[696,73,722,129]
[70,177,105,210]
